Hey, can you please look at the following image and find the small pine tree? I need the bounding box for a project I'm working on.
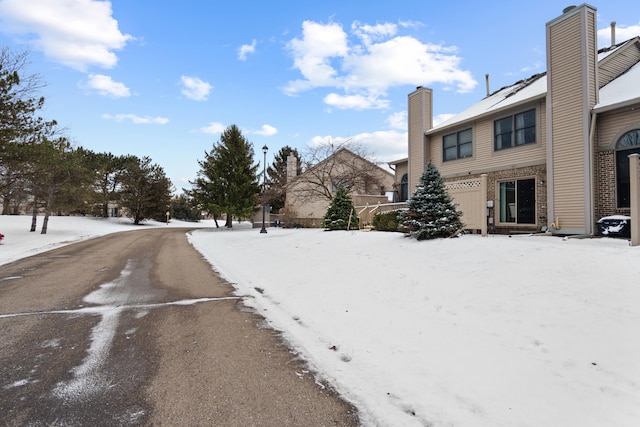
[398,161,464,240]
[322,186,357,230]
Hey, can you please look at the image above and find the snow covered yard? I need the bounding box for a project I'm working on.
[188,227,640,427]
[1,216,638,426]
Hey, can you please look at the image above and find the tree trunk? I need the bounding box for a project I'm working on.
[225,213,232,228]
[30,202,38,232]
[41,187,54,234]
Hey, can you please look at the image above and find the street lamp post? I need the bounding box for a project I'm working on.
[260,145,268,234]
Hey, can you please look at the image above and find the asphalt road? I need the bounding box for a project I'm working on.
[0,227,359,426]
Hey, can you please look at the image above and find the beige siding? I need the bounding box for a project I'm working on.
[547,5,597,233]
[427,100,547,179]
[408,87,432,193]
[394,162,408,186]
[597,109,640,149]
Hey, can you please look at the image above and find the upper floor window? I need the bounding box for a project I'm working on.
[443,128,472,161]
[616,129,640,208]
[494,109,536,150]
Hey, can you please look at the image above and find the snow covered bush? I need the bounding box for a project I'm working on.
[398,161,464,240]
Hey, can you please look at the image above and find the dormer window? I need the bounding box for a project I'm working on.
[494,109,536,150]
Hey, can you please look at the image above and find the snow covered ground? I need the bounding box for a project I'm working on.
[1,215,639,426]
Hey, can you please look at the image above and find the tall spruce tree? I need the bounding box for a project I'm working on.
[398,161,464,240]
[322,185,357,230]
[190,124,260,228]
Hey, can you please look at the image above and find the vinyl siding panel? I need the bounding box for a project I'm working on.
[597,109,640,149]
[408,88,432,192]
[547,6,597,232]
[428,100,547,179]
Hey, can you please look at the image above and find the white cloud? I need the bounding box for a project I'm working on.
[200,122,226,135]
[0,0,132,71]
[84,74,130,98]
[180,76,213,101]
[238,39,257,61]
[252,124,278,136]
[351,21,397,46]
[324,92,389,110]
[284,20,477,110]
[433,113,455,127]
[309,130,407,162]
[102,113,168,125]
[387,111,407,130]
[597,21,640,47]
[284,20,349,94]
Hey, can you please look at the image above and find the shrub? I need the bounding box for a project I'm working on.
[322,186,358,230]
[372,210,401,232]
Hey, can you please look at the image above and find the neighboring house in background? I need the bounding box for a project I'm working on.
[388,157,409,202]
[401,4,640,235]
[284,148,394,227]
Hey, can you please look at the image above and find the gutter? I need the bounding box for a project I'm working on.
[589,111,597,236]
[593,98,640,114]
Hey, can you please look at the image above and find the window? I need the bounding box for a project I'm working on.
[499,179,536,224]
[400,173,408,202]
[443,128,472,161]
[494,109,536,150]
[615,129,640,208]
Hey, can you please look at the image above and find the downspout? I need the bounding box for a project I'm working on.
[589,111,597,236]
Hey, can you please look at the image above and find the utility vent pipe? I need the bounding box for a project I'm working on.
[611,21,616,46]
[485,74,490,96]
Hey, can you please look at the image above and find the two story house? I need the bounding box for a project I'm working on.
[402,3,640,235]
[284,148,394,227]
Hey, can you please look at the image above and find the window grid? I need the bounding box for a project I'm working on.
[443,128,473,161]
[494,109,536,150]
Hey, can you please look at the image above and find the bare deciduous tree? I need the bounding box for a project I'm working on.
[288,139,388,203]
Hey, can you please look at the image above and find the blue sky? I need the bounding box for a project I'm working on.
[1,0,639,193]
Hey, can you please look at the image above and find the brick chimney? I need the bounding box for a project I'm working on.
[286,154,298,183]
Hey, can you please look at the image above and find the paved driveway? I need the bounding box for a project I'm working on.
[0,228,359,426]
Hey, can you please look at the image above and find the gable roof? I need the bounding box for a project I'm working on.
[428,73,547,135]
[293,147,394,182]
[427,36,640,135]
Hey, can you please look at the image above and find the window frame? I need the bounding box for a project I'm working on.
[494,109,536,151]
[443,128,473,162]
[615,129,640,208]
[497,178,536,225]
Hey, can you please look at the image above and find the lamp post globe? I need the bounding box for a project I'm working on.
[260,145,268,234]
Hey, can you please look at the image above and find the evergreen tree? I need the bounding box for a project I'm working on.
[264,145,300,212]
[322,185,357,230]
[398,161,464,240]
[120,156,173,225]
[190,124,260,228]
[171,194,201,222]
[86,151,136,217]
[1,47,58,214]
